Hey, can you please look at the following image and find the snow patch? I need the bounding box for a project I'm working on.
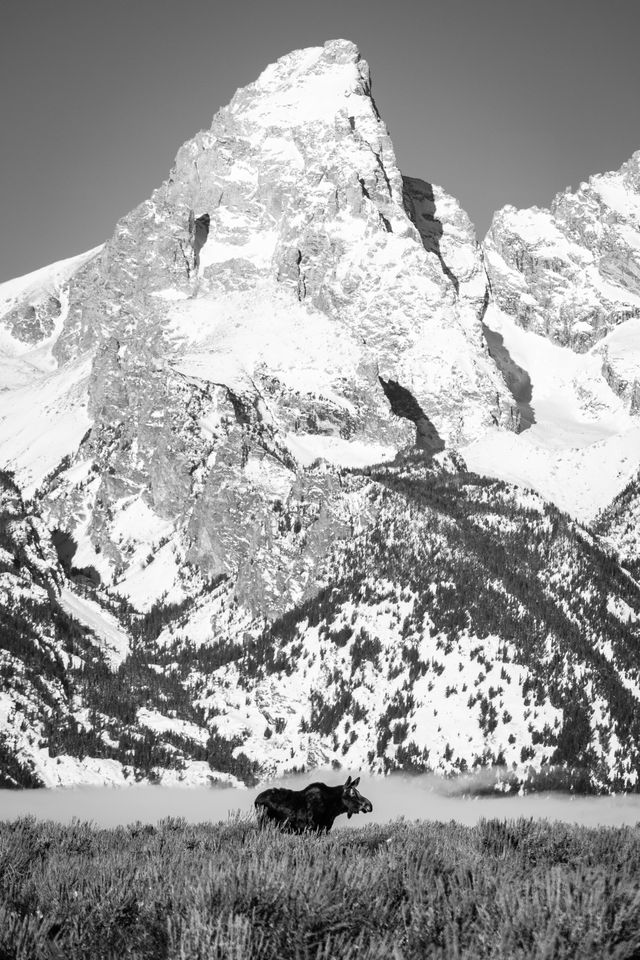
[285,432,396,469]
[136,708,209,746]
[59,587,130,667]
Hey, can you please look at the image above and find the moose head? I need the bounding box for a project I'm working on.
[342,776,373,819]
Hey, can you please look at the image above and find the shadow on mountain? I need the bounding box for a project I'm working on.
[379,377,445,454]
[51,528,101,586]
[189,211,210,271]
[402,176,459,293]
[482,323,535,432]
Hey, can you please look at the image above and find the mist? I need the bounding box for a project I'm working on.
[2,771,640,829]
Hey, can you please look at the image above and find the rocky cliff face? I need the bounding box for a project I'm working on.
[1,39,512,618]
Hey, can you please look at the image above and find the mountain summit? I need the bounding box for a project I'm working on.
[0,39,511,614]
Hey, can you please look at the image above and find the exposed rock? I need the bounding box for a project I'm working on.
[3,294,61,344]
[190,211,210,272]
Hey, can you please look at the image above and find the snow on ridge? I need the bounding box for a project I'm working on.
[482,148,640,523]
[166,283,363,405]
[593,316,640,385]
[0,246,104,494]
[243,40,365,128]
[0,245,103,313]
[498,205,584,260]
[593,177,640,221]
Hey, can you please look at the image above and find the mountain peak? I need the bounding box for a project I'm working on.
[0,38,514,611]
[225,38,371,130]
[253,38,363,83]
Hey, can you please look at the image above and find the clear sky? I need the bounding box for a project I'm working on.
[2,0,640,281]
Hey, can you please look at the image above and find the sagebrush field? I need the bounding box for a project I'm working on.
[1,815,640,959]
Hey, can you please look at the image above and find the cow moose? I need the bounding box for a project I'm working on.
[254,776,373,834]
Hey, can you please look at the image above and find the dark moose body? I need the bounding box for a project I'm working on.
[255,776,373,833]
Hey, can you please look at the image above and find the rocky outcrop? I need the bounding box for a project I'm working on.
[3,294,61,344]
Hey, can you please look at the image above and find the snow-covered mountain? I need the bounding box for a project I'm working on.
[2,39,640,791]
[1,39,514,619]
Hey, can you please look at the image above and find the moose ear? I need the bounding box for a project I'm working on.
[351,776,360,787]
[345,775,352,787]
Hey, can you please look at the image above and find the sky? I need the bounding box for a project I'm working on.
[1,0,640,282]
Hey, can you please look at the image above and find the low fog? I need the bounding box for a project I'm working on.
[2,770,640,829]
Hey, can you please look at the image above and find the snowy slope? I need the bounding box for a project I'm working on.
[0,246,102,493]
[0,245,102,378]
[595,472,640,580]
[464,304,640,522]
[0,473,248,788]
[16,455,634,792]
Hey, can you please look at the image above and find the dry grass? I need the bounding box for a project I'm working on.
[1,815,640,958]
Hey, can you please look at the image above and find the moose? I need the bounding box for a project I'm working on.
[254,776,373,834]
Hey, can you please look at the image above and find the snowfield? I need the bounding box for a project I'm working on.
[464,304,640,522]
